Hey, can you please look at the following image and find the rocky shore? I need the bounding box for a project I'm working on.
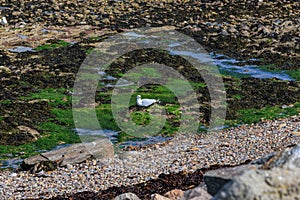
[0,0,299,199]
[0,0,299,67]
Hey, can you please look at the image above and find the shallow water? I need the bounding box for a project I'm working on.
[74,128,171,147]
[17,34,28,39]
[0,6,10,10]
[210,53,294,81]
[119,135,172,148]
[0,158,23,170]
[121,31,294,81]
[75,128,120,144]
[97,69,134,87]
[105,78,135,88]
[0,144,74,169]
[8,46,36,53]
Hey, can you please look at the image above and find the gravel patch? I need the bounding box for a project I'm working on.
[0,115,299,199]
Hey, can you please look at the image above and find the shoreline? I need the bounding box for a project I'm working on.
[0,114,299,199]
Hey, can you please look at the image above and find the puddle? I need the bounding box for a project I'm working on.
[98,70,117,80]
[123,31,159,39]
[75,128,171,148]
[0,6,10,10]
[41,28,49,33]
[123,32,147,38]
[210,53,294,80]
[17,34,28,39]
[97,69,134,88]
[119,135,172,148]
[75,128,120,143]
[120,31,294,81]
[8,46,36,53]
[168,49,212,64]
[0,158,23,170]
[103,75,117,80]
[106,78,135,88]
[43,11,54,15]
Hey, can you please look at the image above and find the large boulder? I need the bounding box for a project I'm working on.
[213,167,300,200]
[204,164,258,196]
[21,138,114,172]
[261,144,300,170]
[213,144,300,200]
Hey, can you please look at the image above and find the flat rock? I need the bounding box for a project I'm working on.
[21,138,114,172]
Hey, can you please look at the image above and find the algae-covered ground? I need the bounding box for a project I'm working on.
[0,38,299,165]
[0,0,299,168]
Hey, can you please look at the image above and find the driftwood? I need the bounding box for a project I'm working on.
[21,138,114,172]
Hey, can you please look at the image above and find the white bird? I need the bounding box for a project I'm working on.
[136,95,160,107]
[0,17,8,26]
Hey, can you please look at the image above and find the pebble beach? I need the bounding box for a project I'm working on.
[0,115,299,199]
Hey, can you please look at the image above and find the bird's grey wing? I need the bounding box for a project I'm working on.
[142,99,156,106]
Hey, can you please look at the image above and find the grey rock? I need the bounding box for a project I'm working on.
[204,164,258,196]
[182,186,212,200]
[261,144,300,170]
[213,168,300,200]
[151,194,170,200]
[250,152,276,166]
[21,138,114,172]
[114,193,141,200]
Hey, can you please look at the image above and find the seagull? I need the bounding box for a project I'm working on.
[0,17,8,26]
[136,95,160,107]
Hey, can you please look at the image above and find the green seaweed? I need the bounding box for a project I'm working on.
[226,102,300,125]
[287,69,300,81]
[34,40,71,51]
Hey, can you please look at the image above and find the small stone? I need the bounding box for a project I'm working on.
[151,194,170,200]
[164,189,184,200]
[182,186,212,200]
[114,193,141,200]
